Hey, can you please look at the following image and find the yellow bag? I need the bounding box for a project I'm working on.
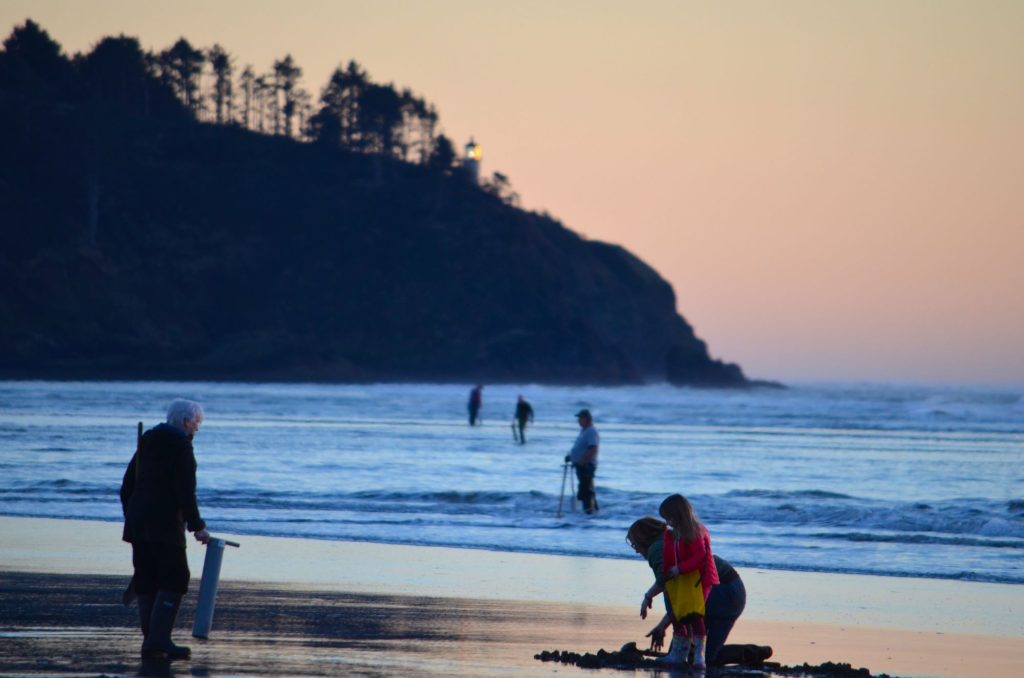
[665,569,705,622]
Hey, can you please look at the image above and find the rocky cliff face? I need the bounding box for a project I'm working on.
[0,96,749,386]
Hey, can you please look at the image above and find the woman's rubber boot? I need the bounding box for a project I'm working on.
[655,635,690,664]
[692,636,706,669]
[141,591,191,660]
[137,593,155,639]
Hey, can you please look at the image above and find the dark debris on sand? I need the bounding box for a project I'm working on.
[534,642,894,678]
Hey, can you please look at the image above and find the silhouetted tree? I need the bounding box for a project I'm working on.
[308,104,341,146]
[239,65,255,129]
[272,54,302,137]
[159,37,204,114]
[428,133,456,171]
[483,171,519,206]
[339,61,368,148]
[314,60,368,150]
[254,73,274,133]
[397,88,418,161]
[398,89,437,163]
[309,62,441,160]
[2,19,458,167]
[77,35,177,117]
[207,43,233,124]
[0,19,72,96]
[358,82,403,155]
[294,87,312,140]
[417,103,440,164]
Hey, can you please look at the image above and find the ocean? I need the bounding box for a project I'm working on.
[1,380,1021,585]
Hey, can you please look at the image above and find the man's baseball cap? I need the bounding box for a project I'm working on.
[575,409,591,418]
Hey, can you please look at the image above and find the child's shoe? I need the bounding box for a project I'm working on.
[655,635,690,664]
[692,636,706,669]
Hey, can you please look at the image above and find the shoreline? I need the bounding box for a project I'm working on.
[2,516,1023,677]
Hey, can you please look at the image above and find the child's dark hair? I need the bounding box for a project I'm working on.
[626,517,667,554]
[659,494,701,543]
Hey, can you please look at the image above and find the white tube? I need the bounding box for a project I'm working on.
[192,538,225,639]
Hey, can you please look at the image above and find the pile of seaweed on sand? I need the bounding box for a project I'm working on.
[534,642,892,677]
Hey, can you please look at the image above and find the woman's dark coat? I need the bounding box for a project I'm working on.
[120,423,205,547]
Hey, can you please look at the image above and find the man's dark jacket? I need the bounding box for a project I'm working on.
[120,423,205,547]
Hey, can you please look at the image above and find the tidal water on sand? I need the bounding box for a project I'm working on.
[0,380,1021,584]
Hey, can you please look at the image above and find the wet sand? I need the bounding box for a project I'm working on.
[0,570,634,677]
[2,516,1022,677]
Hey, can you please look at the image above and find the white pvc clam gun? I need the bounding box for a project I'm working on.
[192,537,240,639]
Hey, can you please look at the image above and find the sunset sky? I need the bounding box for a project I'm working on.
[4,1,1022,385]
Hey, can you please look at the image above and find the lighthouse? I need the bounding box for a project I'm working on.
[464,137,481,184]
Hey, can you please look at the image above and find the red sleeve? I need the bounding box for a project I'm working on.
[675,528,708,574]
[661,530,677,575]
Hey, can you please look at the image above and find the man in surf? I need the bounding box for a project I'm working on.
[514,395,534,443]
[468,385,483,425]
[564,408,599,513]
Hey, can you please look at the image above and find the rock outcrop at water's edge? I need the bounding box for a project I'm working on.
[0,27,757,386]
[536,642,886,677]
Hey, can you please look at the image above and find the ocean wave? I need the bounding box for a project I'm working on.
[788,530,1023,549]
[724,489,855,500]
[0,479,112,496]
[696,560,1024,586]
[205,489,1024,542]
[701,492,1024,539]
[6,480,1022,542]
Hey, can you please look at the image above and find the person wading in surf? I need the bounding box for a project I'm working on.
[468,385,483,426]
[564,408,599,513]
[513,395,534,444]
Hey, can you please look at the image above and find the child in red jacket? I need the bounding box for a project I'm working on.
[659,494,719,668]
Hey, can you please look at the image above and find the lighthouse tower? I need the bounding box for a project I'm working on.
[464,137,481,184]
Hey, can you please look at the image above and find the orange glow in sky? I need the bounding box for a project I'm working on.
[4,0,1022,384]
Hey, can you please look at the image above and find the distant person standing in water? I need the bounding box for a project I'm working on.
[564,408,599,513]
[468,385,483,425]
[513,395,534,443]
[120,399,211,661]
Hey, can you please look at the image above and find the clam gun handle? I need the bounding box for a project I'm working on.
[192,537,240,639]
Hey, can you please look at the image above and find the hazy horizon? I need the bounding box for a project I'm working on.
[4,1,1021,385]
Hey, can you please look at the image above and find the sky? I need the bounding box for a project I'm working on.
[3,1,1022,385]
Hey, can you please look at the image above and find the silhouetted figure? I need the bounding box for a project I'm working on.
[513,395,534,444]
[564,408,599,513]
[120,400,211,660]
[468,385,483,425]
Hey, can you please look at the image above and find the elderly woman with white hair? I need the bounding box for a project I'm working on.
[120,399,211,661]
